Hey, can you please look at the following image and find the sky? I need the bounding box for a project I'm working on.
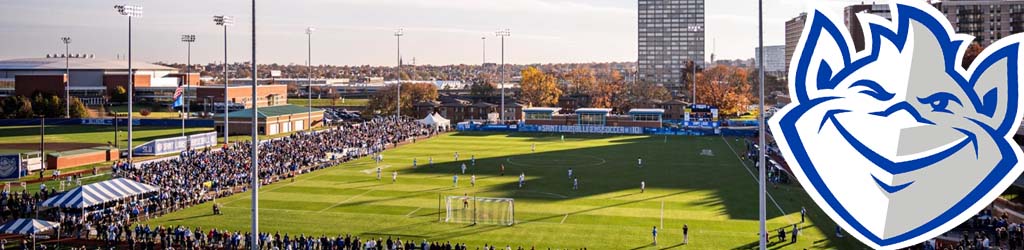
[0,0,883,66]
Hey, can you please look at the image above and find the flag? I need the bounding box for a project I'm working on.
[172,86,184,108]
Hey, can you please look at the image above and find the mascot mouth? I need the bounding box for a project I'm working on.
[821,109,978,192]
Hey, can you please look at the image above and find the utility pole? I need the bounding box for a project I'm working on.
[39,116,45,173]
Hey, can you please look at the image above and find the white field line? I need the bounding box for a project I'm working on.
[406,207,423,217]
[318,188,374,212]
[720,136,787,217]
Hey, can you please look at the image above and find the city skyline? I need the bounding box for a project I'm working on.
[1,0,877,66]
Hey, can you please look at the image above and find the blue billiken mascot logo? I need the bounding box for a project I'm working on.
[768,1,1024,249]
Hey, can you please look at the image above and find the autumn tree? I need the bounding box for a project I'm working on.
[0,96,33,118]
[68,97,89,118]
[519,66,562,106]
[693,65,755,117]
[367,82,438,116]
[470,73,498,97]
[619,80,671,110]
[110,86,128,103]
[564,67,597,96]
[963,42,984,69]
[586,70,624,108]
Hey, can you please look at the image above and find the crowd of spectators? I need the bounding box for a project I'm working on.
[57,223,541,250]
[0,116,462,249]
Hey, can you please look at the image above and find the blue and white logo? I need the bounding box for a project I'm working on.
[767,1,1024,249]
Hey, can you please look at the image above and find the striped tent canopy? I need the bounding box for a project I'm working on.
[40,178,159,209]
[0,219,58,235]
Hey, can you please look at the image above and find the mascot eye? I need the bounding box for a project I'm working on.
[917,92,962,114]
[850,80,894,101]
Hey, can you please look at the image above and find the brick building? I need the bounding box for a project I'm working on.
[0,57,195,105]
[215,104,324,136]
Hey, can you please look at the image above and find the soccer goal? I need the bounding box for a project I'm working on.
[444,196,515,226]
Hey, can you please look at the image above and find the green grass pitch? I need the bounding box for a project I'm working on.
[145,132,865,249]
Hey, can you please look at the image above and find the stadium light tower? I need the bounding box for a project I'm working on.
[686,24,704,104]
[394,28,403,117]
[214,15,234,145]
[114,4,141,163]
[181,34,196,137]
[757,0,768,249]
[496,29,510,122]
[249,1,259,249]
[481,37,486,65]
[61,37,71,118]
[306,27,314,129]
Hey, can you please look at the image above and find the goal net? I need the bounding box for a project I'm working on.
[444,196,514,226]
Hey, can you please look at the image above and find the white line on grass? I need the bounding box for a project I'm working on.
[406,207,423,217]
[720,136,787,217]
[560,213,569,224]
[360,165,392,174]
[318,188,374,212]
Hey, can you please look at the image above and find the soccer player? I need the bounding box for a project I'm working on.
[453,174,459,187]
[377,167,382,181]
[652,226,658,246]
[500,164,505,176]
[641,180,646,193]
[471,175,476,187]
[518,172,525,189]
[568,168,573,180]
[413,158,418,168]
[572,177,578,191]
[800,206,806,223]
[454,152,459,161]
[791,225,798,243]
[461,163,467,174]
[531,143,536,152]
[429,157,433,166]
[561,134,564,142]
[683,224,689,244]
[637,157,643,168]
[471,155,476,166]
[392,171,397,183]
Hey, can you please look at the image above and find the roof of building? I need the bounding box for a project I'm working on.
[575,108,613,114]
[216,104,323,119]
[628,108,666,114]
[523,107,561,113]
[0,58,176,71]
[472,102,497,108]
[414,101,441,107]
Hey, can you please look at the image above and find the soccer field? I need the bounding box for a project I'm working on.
[146,132,865,249]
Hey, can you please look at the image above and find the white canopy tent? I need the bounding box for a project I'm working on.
[419,113,451,130]
[40,178,159,209]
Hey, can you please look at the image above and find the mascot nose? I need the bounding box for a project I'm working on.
[870,101,934,126]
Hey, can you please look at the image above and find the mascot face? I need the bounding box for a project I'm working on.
[768,1,1024,249]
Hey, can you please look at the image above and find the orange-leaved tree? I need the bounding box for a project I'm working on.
[693,65,754,117]
[519,66,562,107]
